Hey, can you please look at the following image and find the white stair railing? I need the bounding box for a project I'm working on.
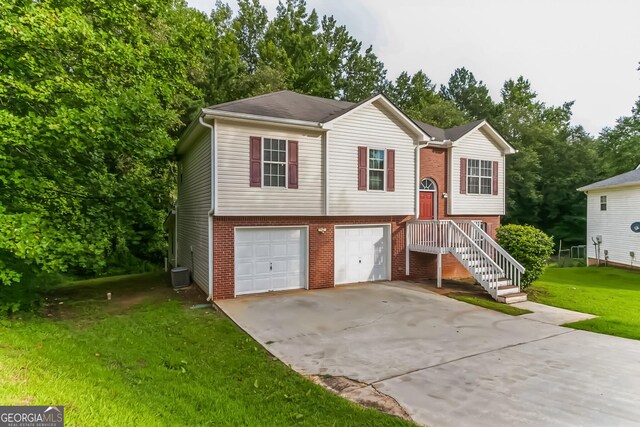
[407,220,450,252]
[447,221,505,296]
[454,221,525,290]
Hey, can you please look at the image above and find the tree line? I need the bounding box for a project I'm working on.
[1,0,638,297]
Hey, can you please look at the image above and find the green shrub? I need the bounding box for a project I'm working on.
[0,257,65,316]
[496,224,554,289]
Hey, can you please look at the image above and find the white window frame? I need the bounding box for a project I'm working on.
[600,195,607,211]
[367,147,386,192]
[467,159,493,195]
[261,137,288,189]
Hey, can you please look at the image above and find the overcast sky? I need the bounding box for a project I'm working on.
[186,0,640,135]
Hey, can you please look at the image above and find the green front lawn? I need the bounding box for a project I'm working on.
[0,273,412,426]
[450,295,532,316]
[530,267,640,340]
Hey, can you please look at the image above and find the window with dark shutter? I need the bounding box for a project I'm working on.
[249,136,261,187]
[386,149,395,192]
[492,161,499,195]
[358,146,367,190]
[460,158,467,194]
[288,140,298,189]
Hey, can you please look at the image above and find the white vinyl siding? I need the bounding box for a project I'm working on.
[177,128,211,292]
[216,120,324,216]
[449,128,505,215]
[586,187,640,266]
[328,102,416,215]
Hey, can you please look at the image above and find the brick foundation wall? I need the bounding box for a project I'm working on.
[587,258,640,269]
[213,215,415,300]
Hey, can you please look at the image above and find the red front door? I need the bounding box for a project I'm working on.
[419,192,434,220]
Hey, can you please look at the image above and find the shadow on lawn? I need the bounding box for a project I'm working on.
[41,272,209,319]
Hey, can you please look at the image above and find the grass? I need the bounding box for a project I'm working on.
[0,273,412,426]
[450,294,532,316]
[530,266,640,340]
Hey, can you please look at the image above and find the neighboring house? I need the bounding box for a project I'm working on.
[166,90,525,303]
[578,167,640,267]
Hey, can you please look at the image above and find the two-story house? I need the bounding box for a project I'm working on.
[166,90,526,303]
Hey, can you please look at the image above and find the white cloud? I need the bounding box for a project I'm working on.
[187,0,640,134]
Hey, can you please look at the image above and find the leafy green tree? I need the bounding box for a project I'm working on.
[233,0,269,73]
[0,0,212,307]
[320,16,386,101]
[440,67,499,121]
[261,0,333,97]
[597,97,640,176]
[387,71,466,128]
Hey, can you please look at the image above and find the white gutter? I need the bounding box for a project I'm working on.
[202,109,325,130]
[199,116,216,301]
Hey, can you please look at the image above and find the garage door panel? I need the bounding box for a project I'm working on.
[235,244,254,259]
[335,225,390,285]
[271,242,288,257]
[235,261,254,277]
[235,227,307,296]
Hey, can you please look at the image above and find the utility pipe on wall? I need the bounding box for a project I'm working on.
[199,115,216,301]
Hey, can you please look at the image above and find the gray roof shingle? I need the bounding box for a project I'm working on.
[204,90,484,141]
[205,90,355,123]
[415,119,485,142]
[578,168,640,191]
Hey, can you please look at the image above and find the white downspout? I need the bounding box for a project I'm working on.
[324,132,330,215]
[174,203,178,268]
[407,141,432,276]
[199,115,216,301]
[414,142,432,219]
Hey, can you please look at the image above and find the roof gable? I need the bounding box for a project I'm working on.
[323,94,428,141]
[415,119,516,154]
[578,167,640,191]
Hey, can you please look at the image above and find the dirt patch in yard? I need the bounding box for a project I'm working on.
[41,273,210,320]
[310,375,413,422]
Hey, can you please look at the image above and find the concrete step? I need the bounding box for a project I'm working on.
[496,292,527,304]
[496,285,519,296]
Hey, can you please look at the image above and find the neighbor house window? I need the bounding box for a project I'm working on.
[467,159,492,194]
[368,149,385,191]
[600,195,607,211]
[263,138,287,187]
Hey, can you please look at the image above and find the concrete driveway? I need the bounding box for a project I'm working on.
[217,282,640,427]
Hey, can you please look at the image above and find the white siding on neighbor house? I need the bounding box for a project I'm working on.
[177,128,211,292]
[586,186,640,266]
[215,119,324,216]
[449,128,505,215]
[328,102,416,216]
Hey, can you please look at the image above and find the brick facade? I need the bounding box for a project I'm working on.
[418,146,502,279]
[213,216,415,300]
[210,146,503,300]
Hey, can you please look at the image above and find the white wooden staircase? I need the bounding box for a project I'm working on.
[407,220,526,303]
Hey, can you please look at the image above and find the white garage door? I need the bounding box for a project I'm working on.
[335,225,390,285]
[235,227,307,295]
